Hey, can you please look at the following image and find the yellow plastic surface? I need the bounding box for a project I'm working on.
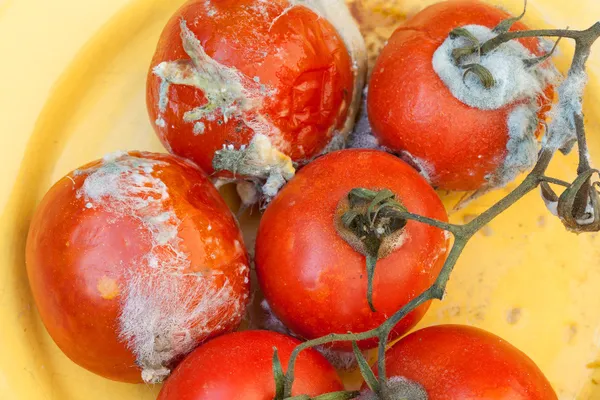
[1,0,600,399]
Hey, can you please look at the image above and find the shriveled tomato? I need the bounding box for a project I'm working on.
[255,149,449,350]
[363,325,557,400]
[158,330,343,400]
[146,0,364,183]
[367,0,557,191]
[26,152,250,383]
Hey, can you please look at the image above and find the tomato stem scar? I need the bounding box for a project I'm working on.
[335,188,409,312]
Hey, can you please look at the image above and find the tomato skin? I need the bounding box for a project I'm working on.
[158,330,343,400]
[147,0,354,174]
[26,152,250,383]
[367,0,552,191]
[255,150,449,350]
[380,325,557,400]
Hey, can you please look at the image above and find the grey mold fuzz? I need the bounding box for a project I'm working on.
[213,134,295,203]
[359,377,428,400]
[433,24,560,190]
[152,20,276,136]
[76,153,244,383]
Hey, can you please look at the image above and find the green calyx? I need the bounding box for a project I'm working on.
[448,23,495,89]
[336,188,408,312]
[447,0,561,89]
[461,64,495,89]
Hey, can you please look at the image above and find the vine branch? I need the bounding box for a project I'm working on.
[480,22,600,56]
[540,176,571,187]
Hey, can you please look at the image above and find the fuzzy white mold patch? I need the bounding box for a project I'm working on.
[193,121,206,135]
[576,200,596,226]
[152,20,284,148]
[213,134,295,203]
[347,89,374,148]
[432,25,557,110]
[487,104,539,187]
[123,271,240,384]
[542,192,559,216]
[203,0,217,17]
[543,70,587,152]
[259,299,296,336]
[315,346,359,371]
[78,154,171,217]
[76,153,244,383]
[348,88,388,151]
[320,131,347,155]
[358,377,428,400]
[398,151,435,184]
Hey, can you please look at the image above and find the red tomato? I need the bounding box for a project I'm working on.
[255,149,449,350]
[146,0,355,174]
[367,0,555,191]
[26,152,250,383]
[368,325,557,400]
[158,330,343,400]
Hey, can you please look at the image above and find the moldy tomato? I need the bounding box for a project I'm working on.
[147,0,366,201]
[158,330,343,400]
[255,149,449,350]
[367,0,557,191]
[26,152,250,383]
[361,325,557,400]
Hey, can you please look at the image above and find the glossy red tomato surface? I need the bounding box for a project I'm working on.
[26,152,250,383]
[147,0,355,174]
[368,0,553,191]
[256,149,449,350]
[158,330,343,400]
[378,325,557,399]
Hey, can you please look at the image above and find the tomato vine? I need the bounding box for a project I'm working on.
[275,10,600,400]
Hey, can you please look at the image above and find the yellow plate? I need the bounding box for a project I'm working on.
[1,0,600,398]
